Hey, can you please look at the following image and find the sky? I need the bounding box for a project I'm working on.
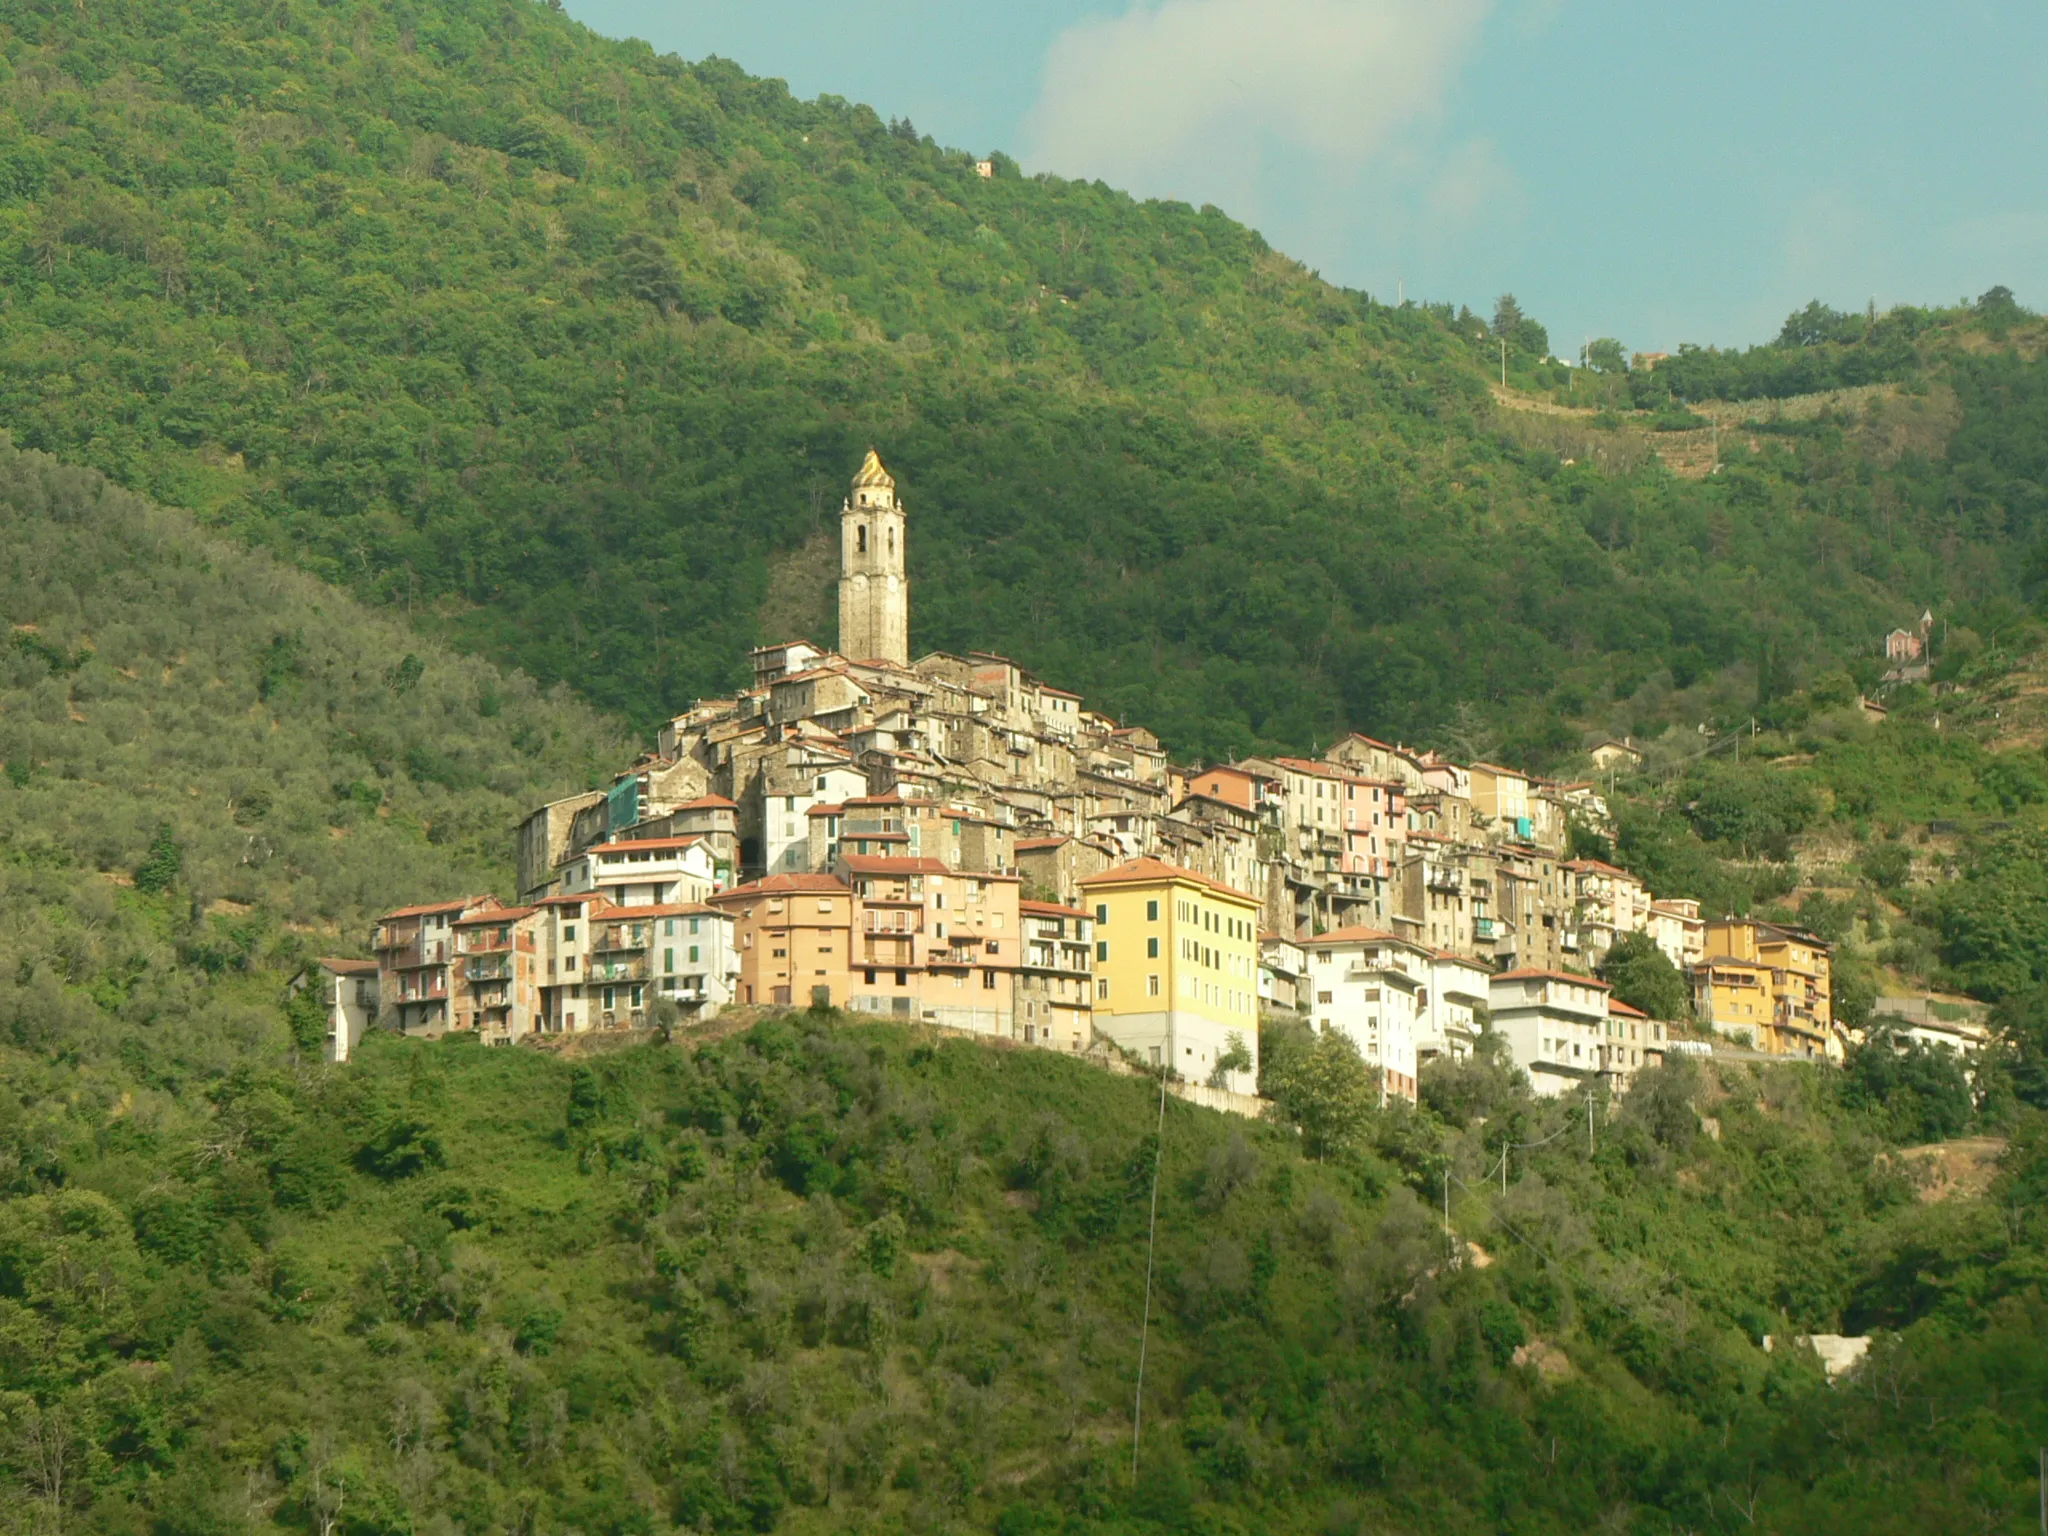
[562,0,2047,354]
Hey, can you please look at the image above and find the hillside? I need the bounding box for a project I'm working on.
[0,446,2037,1532]
[0,434,628,1064]
[8,1007,2048,1536]
[0,0,2041,760]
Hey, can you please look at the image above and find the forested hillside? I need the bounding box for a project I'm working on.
[0,0,2040,758]
[7,1000,2048,1535]
[0,437,2041,1534]
[0,435,626,1061]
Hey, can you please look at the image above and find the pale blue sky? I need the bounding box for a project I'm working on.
[564,0,2045,353]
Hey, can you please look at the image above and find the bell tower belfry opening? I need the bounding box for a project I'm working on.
[837,448,908,666]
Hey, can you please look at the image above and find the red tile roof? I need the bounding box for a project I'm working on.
[1302,925,1425,950]
[585,836,706,856]
[1493,967,1611,989]
[595,902,721,919]
[709,873,851,901]
[842,855,952,876]
[1021,899,1091,920]
[1015,836,1071,851]
[1608,998,1650,1018]
[1079,857,1258,903]
[454,906,536,925]
[318,957,379,974]
[378,896,493,920]
[671,795,739,811]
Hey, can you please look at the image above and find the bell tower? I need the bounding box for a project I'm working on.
[837,448,908,666]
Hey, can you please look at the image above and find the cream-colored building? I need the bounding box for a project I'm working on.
[309,957,380,1063]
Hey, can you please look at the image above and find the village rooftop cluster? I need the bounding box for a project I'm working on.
[316,453,1848,1106]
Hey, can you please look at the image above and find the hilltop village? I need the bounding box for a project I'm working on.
[323,453,1840,1105]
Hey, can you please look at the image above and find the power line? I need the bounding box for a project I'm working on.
[1130,1067,1168,1487]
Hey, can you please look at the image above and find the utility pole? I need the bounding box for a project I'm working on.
[1132,1068,1167,1487]
[1586,1088,1596,1155]
[1499,338,1507,388]
[1444,1164,1454,1266]
[1501,1138,1509,1194]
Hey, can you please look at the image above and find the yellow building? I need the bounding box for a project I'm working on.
[1079,857,1261,1093]
[1695,919,1836,1060]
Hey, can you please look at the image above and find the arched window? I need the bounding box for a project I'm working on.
[886,526,895,557]
[856,524,868,553]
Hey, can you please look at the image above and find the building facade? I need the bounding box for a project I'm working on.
[1488,967,1613,1098]
[1301,927,1430,1103]
[1081,858,1261,1094]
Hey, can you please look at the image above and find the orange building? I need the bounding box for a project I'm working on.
[710,873,860,1009]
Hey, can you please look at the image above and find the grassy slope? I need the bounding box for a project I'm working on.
[0,0,2035,759]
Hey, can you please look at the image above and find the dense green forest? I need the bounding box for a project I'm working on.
[0,352,2042,1534]
[0,0,2040,760]
[7,985,2048,1534]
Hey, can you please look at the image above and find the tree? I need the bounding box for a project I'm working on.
[1208,1032,1252,1089]
[1598,932,1688,1021]
[1991,986,2048,1109]
[134,823,182,894]
[1584,337,1627,374]
[1839,1026,1972,1143]
[1262,1024,1379,1160]
[1493,293,1551,360]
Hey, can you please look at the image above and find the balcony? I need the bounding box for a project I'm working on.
[862,937,916,967]
[465,957,513,982]
[587,957,650,983]
[1474,918,1501,941]
[594,930,650,954]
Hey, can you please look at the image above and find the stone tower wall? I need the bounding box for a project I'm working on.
[837,465,908,666]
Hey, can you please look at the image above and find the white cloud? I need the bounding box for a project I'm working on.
[1022,0,1490,216]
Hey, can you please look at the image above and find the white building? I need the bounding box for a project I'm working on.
[310,958,380,1062]
[1259,933,1308,1013]
[1488,967,1612,1098]
[560,835,720,907]
[1419,949,1493,1065]
[764,759,868,875]
[1301,926,1429,1103]
[650,902,740,1019]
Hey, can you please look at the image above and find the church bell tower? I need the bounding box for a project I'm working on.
[837,449,908,666]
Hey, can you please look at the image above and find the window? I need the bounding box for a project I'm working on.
[864,969,877,985]
[1095,903,1108,924]
[817,899,833,914]
[895,970,908,986]
[1097,978,1110,1000]
[664,949,674,973]
[689,917,700,935]
[857,524,868,552]
[1147,937,1159,959]
[563,925,577,942]
[688,945,700,963]
[1318,991,1333,1004]
[987,941,1000,955]
[1096,941,1108,962]
[1147,974,1160,997]
[983,969,997,990]
[1146,899,1159,921]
